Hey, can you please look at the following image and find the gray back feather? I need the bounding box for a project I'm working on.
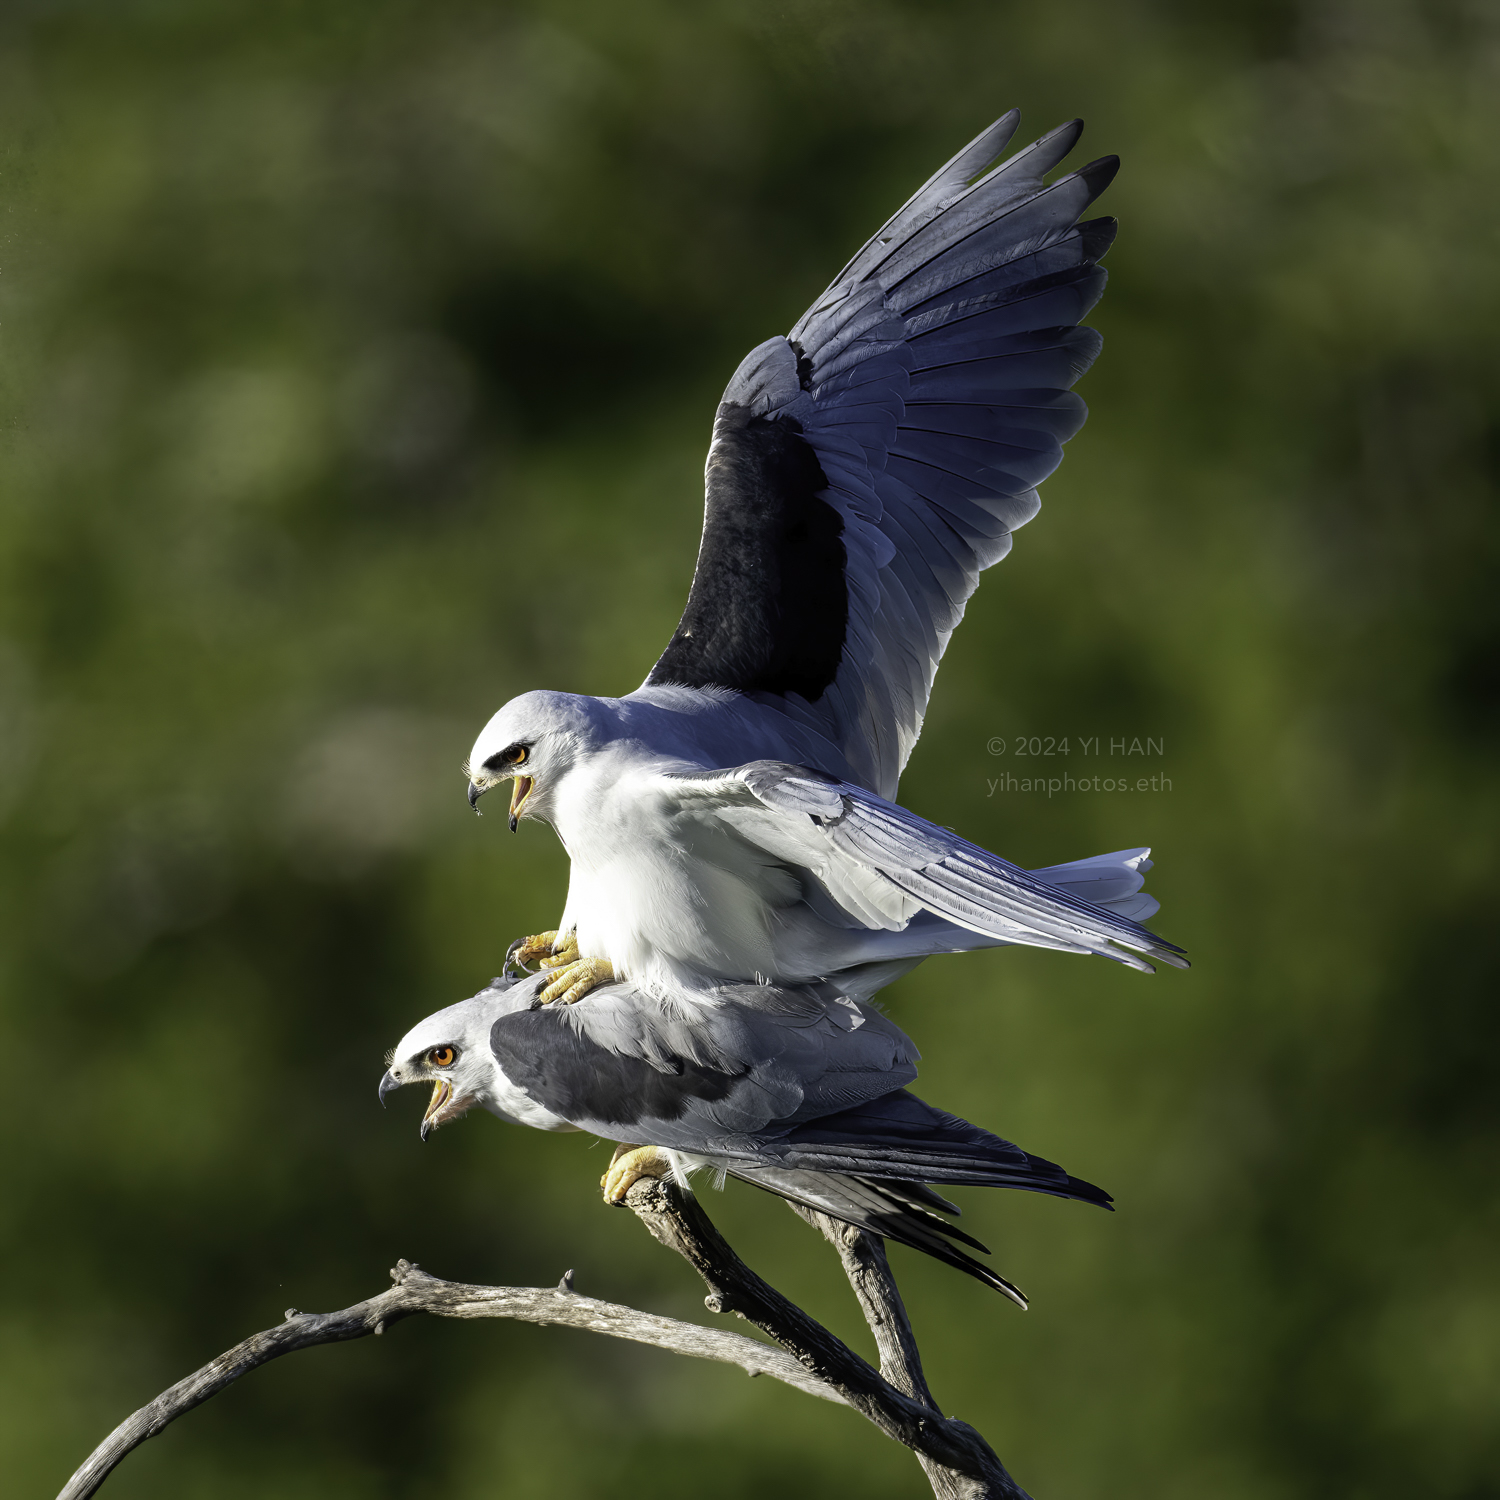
[486,972,920,1149]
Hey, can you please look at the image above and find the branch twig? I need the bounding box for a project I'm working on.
[788,1205,1028,1500]
[627,1179,1029,1500]
[56,1259,842,1500]
[59,1179,1032,1500]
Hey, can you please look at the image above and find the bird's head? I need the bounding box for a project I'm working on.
[379,994,505,1140]
[464,690,606,830]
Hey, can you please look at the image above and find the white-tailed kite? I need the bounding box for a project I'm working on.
[381,971,1114,1305]
[464,111,1187,1003]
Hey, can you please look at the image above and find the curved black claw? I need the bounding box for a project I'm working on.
[504,936,534,977]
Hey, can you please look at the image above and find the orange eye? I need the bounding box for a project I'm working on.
[428,1046,456,1068]
[510,746,529,766]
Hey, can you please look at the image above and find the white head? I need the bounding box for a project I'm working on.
[379,989,515,1139]
[464,690,609,830]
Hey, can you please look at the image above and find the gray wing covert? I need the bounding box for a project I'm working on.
[718,761,1188,972]
[487,978,919,1151]
[645,112,1116,798]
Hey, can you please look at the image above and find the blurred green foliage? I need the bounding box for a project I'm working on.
[2,1,1497,1496]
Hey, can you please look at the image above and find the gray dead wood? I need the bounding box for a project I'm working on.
[788,1204,1029,1500]
[56,1260,840,1500]
[58,1177,1031,1500]
[627,1179,1030,1500]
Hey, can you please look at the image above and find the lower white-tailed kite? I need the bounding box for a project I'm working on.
[381,970,1113,1306]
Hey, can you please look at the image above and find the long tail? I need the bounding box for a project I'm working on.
[821,847,1184,993]
[1028,846,1162,925]
[724,1163,1032,1305]
[711,1089,1113,1303]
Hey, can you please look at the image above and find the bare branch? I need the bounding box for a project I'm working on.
[790,1206,938,1404]
[56,1259,843,1500]
[623,1179,1031,1500]
[60,1182,1037,1500]
[789,1206,1030,1500]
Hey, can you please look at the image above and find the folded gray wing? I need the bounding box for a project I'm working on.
[670,762,1187,972]
[477,974,1112,1305]
[644,112,1115,797]
[488,978,920,1150]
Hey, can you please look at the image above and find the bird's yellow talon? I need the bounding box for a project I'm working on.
[510,929,580,969]
[539,931,581,969]
[601,1144,673,1203]
[537,956,615,1005]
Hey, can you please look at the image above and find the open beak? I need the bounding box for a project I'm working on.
[420,1078,452,1142]
[467,780,486,814]
[508,775,535,833]
[378,1069,400,1108]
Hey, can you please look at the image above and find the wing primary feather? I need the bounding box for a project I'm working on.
[648,113,1125,801]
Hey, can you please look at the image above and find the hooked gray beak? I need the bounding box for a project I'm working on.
[467,780,486,814]
[378,1069,400,1108]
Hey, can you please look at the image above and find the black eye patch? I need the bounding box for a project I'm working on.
[484,742,530,771]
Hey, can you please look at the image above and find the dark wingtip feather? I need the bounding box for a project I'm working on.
[963,115,1084,198]
[1042,116,1086,150]
[1029,117,1085,173]
[950,109,1023,184]
[732,1167,1027,1300]
[880,1178,962,1217]
[868,1209,1028,1305]
[1073,155,1121,208]
[854,1179,997,1253]
[1064,1174,1115,1210]
[1078,216,1119,260]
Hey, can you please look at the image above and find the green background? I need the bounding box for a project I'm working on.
[3,2,1496,1496]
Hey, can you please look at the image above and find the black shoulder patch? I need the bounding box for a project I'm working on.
[490,1009,741,1128]
[646,404,847,703]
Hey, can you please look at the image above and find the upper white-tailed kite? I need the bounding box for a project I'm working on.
[463,111,1186,1003]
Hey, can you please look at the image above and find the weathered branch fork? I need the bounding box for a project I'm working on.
[58,1180,1031,1500]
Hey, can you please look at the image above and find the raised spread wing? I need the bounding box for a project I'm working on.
[644,112,1116,797]
[663,762,1188,973]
